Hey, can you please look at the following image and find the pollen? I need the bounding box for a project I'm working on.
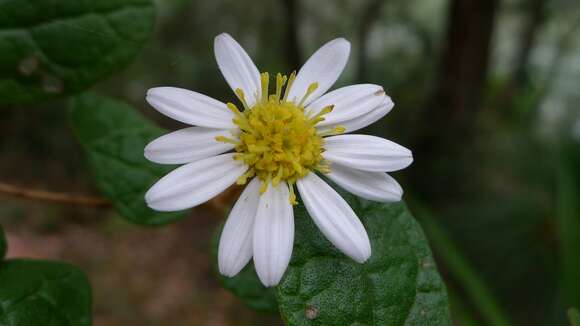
[217,72,343,203]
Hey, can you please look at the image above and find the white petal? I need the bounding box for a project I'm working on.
[287,38,350,106]
[323,134,413,172]
[253,182,294,287]
[214,33,261,107]
[145,153,247,211]
[147,87,235,129]
[327,163,403,202]
[297,173,371,263]
[307,84,393,128]
[337,99,392,133]
[144,127,234,164]
[218,178,261,277]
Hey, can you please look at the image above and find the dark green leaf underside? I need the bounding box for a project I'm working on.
[212,224,278,312]
[0,259,92,326]
[219,264,278,313]
[0,0,154,104]
[69,93,187,225]
[214,182,450,324]
[276,192,451,326]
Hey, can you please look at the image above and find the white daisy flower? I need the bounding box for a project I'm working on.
[144,33,413,287]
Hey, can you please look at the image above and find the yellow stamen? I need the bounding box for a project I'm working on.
[317,163,331,174]
[298,82,319,107]
[259,175,271,194]
[288,183,297,205]
[237,169,255,185]
[216,72,337,202]
[226,102,242,115]
[215,135,238,145]
[318,125,346,137]
[282,71,297,102]
[235,88,249,110]
[275,73,287,101]
[260,72,269,103]
[309,105,334,125]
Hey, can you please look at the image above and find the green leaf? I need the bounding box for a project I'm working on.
[69,93,187,225]
[276,193,451,325]
[0,259,92,326]
[219,264,278,313]
[0,225,6,259]
[569,307,580,326]
[212,226,278,313]
[0,0,155,104]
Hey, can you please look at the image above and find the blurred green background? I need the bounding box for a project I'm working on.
[1,0,580,325]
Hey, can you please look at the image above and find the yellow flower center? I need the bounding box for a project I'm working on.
[216,72,344,204]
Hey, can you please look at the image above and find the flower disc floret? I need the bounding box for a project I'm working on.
[217,72,343,203]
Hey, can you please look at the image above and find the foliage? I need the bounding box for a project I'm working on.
[276,197,450,326]
[214,187,451,325]
[0,228,92,326]
[213,225,278,313]
[3,0,580,324]
[0,0,155,104]
[69,94,188,225]
[557,141,580,308]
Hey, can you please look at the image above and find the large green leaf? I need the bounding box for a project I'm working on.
[0,0,154,104]
[219,264,278,313]
[69,93,187,225]
[0,259,92,326]
[0,225,6,259]
[212,226,278,313]
[276,193,451,325]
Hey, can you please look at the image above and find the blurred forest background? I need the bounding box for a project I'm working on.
[1,0,580,325]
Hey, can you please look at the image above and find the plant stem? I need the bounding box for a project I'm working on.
[0,182,110,207]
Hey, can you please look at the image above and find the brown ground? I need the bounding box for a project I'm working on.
[1,197,281,326]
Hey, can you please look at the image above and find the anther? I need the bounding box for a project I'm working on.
[298,82,319,107]
[226,102,242,115]
[288,183,297,205]
[272,168,284,187]
[317,125,346,137]
[215,135,239,145]
[309,105,334,125]
[236,170,255,185]
[259,176,271,194]
[283,71,297,102]
[333,125,346,134]
[260,72,270,103]
[275,73,287,101]
[316,163,331,174]
[235,89,250,110]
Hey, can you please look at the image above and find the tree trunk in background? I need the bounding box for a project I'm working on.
[426,0,498,134]
[411,0,499,199]
[512,0,546,85]
[538,17,580,105]
[281,0,302,71]
[496,0,547,110]
[357,0,387,82]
